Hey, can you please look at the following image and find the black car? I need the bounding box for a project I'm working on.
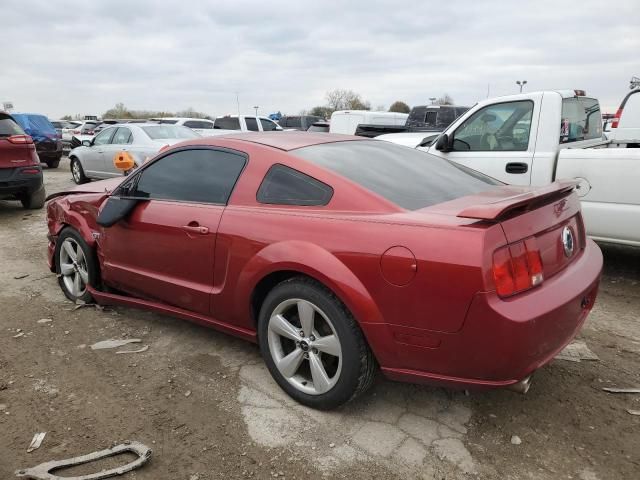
[12,113,63,168]
[406,105,469,131]
[279,115,324,131]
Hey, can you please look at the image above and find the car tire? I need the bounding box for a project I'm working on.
[258,276,376,410]
[20,186,46,210]
[55,228,98,304]
[70,157,89,184]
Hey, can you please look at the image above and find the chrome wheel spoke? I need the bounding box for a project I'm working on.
[60,262,74,276]
[78,267,89,284]
[63,241,77,261]
[72,272,82,295]
[297,300,315,338]
[309,352,331,394]
[313,334,341,357]
[76,246,85,264]
[270,314,302,341]
[276,347,305,378]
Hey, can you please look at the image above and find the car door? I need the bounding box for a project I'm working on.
[428,100,537,185]
[99,147,247,315]
[100,127,133,177]
[81,127,116,178]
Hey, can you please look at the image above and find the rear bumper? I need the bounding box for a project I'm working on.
[370,239,603,389]
[0,167,44,198]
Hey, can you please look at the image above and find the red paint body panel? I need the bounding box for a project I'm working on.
[45,133,603,391]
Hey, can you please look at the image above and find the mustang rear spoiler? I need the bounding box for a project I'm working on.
[457,180,579,221]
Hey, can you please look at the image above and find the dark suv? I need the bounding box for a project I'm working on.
[406,105,469,131]
[278,115,324,131]
[12,113,63,168]
[0,112,45,209]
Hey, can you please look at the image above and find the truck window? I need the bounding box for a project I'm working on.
[260,119,279,131]
[560,98,602,144]
[215,117,241,130]
[452,101,533,152]
[245,117,259,131]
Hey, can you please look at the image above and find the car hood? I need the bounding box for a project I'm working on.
[46,177,125,201]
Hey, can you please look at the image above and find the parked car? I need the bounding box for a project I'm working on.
[68,123,200,184]
[381,90,640,247]
[69,120,102,149]
[279,115,324,131]
[11,113,63,168]
[46,132,602,409]
[405,105,469,131]
[150,117,217,136]
[213,115,282,132]
[609,88,640,146]
[0,111,45,209]
[307,121,330,133]
[329,111,409,136]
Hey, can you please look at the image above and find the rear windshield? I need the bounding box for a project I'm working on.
[560,97,602,143]
[0,115,24,137]
[292,140,502,210]
[141,125,200,140]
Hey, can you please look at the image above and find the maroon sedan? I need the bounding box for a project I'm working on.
[46,133,602,409]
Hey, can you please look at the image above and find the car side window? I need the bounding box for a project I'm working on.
[452,101,533,152]
[260,119,278,131]
[560,98,602,144]
[133,149,246,204]
[111,127,132,145]
[257,164,333,206]
[214,117,241,130]
[93,128,115,146]
[245,117,259,131]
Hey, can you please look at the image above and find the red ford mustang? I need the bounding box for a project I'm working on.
[46,133,602,409]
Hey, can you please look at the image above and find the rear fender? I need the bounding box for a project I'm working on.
[236,240,385,327]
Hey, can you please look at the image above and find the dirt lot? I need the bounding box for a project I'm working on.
[1,157,639,479]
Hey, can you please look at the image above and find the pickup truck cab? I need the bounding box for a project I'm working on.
[382,90,640,247]
[213,115,282,132]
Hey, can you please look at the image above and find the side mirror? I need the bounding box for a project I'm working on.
[82,140,92,147]
[435,134,451,152]
[113,151,136,173]
[97,197,141,227]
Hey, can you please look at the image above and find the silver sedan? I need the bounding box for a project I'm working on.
[68,123,200,184]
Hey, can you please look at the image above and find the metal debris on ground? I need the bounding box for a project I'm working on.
[90,339,142,350]
[602,387,640,394]
[15,440,152,480]
[627,409,640,416]
[555,341,599,362]
[27,432,46,453]
[13,332,25,338]
[115,345,149,354]
[37,318,52,324]
[13,274,29,280]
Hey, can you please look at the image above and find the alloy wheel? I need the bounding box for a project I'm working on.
[58,238,89,297]
[72,160,82,183]
[267,298,342,395]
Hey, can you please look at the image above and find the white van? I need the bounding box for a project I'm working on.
[329,111,408,135]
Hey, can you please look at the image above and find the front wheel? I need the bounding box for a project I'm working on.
[258,277,376,410]
[55,228,97,304]
[70,157,88,184]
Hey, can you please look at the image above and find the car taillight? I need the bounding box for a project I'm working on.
[21,168,41,174]
[7,135,34,144]
[611,107,623,129]
[492,237,544,297]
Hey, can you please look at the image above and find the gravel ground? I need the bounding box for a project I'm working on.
[0,157,638,479]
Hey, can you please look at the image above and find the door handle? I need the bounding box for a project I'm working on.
[181,224,209,235]
[505,162,528,174]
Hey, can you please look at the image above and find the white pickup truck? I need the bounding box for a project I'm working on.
[213,115,282,132]
[380,90,640,247]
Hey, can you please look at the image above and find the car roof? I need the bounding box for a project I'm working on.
[188,131,367,151]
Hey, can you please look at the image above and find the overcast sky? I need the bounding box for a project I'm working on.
[2,0,638,118]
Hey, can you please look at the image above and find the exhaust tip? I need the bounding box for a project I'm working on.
[508,375,532,394]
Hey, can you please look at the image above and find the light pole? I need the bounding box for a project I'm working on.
[253,106,259,117]
[429,97,436,105]
[516,80,527,93]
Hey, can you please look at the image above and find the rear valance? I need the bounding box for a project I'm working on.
[457,180,578,221]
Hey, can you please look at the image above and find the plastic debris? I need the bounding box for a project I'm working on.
[13,332,25,338]
[510,435,522,445]
[90,339,142,350]
[15,441,152,480]
[115,345,149,354]
[627,410,640,416]
[555,341,599,362]
[27,432,46,453]
[602,387,640,394]
[37,318,53,324]
[14,274,29,280]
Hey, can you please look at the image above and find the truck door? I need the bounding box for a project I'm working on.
[428,100,538,185]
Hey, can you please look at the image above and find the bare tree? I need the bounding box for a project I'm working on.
[325,89,371,112]
[435,94,454,106]
[388,101,411,113]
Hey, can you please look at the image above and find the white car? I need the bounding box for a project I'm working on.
[213,115,282,132]
[68,123,200,184]
[150,117,218,136]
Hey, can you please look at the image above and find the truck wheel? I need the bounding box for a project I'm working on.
[70,157,88,184]
[55,228,97,304]
[258,277,376,410]
[21,186,46,209]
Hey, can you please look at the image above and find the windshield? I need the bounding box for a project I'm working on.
[292,140,502,210]
[141,125,200,140]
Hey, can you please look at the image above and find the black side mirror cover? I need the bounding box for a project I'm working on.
[97,197,140,227]
[435,134,450,152]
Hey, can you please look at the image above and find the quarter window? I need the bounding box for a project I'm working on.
[133,149,246,204]
[452,101,533,152]
[257,164,333,206]
[245,117,259,131]
[111,127,132,145]
[260,119,279,131]
[560,98,602,143]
